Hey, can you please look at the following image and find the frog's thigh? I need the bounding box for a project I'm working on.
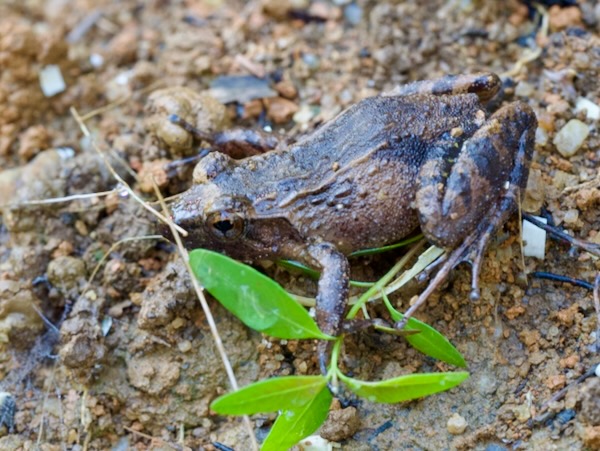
[416,102,536,248]
[384,72,501,102]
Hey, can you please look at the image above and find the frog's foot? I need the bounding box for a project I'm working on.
[398,155,531,330]
[416,253,449,283]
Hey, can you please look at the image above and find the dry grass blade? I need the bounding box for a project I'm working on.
[69,106,187,237]
[594,274,600,352]
[501,4,547,78]
[122,425,185,451]
[0,189,118,209]
[68,105,256,447]
[151,180,259,451]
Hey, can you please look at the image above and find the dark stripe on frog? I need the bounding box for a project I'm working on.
[464,137,506,188]
[414,133,468,190]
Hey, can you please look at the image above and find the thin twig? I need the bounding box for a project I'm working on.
[517,190,528,285]
[0,189,117,209]
[80,235,164,300]
[79,80,164,121]
[533,363,599,423]
[501,4,547,78]
[530,272,594,290]
[562,172,600,193]
[69,106,187,237]
[123,425,184,451]
[29,304,61,334]
[594,273,600,352]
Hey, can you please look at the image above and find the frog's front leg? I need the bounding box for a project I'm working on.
[402,102,537,325]
[306,243,350,373]
[169,114,279,158]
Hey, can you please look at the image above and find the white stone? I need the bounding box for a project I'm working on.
[522,216,547,260]
[515,81,534,97]
[447,413,467,435]
[89,53,104,68]
[575,97,600,121]
[39,65,66,97]
[297,435,333,450]
[553,119,590,157]
[535,127,548,146]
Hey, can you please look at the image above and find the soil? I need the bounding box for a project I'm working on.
[0,0,599,450]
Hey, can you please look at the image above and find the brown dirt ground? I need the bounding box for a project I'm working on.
[0,0,599,450]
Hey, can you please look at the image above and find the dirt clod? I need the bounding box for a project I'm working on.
[320,406,360,442]
[447,413,468,435]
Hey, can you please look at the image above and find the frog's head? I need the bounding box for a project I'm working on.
[165,183,247,253]
[161,153,304,261]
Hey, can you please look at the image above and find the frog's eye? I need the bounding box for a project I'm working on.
[207,211,245,240]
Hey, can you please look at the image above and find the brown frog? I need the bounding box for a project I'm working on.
[162,73,537,363]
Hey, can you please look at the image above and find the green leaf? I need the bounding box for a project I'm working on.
[189,249,332,340]
[277,260,373,288]
[261,384,332,451]
[211,376,328,415]
[348,234,423,257]
[338,371,468,404]
[382,294,466,368]
[277,260,321,280]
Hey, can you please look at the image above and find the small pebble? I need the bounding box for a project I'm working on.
[297,435,332,450]
[89,53,104,68]
[563,209,579,224]
[209,75,276,104]
[293,104,317,125]
[47,256,87,290]
[177,340,192,353]
[553,119,590,157]
[535,127,548,146]
[514,404,531,422]
[302,53,320,69]
[515,81,534,97]
[344,3,362,25]
[266,97,298,124]
[575,97,600,121]
[595,364,600,378]
[447,413,467,435]
[39,64,66,97]
[549,5,582,31]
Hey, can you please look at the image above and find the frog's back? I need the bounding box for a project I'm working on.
[288,92,484,174]
[260,93,488,252]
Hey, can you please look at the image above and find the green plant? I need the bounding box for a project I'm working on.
[189,248,468,450]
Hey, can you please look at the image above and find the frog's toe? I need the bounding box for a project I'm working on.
[416,253,449,283]
[396,225,493,330]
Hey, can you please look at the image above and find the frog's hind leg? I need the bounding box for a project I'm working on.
[383,72,501,102]
[398,102,536,329]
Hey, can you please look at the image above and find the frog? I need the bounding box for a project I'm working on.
[161,72,537,368]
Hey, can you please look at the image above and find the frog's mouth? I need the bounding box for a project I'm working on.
[156,185,207,248]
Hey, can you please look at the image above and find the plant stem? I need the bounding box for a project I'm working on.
[346,240,425,320]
